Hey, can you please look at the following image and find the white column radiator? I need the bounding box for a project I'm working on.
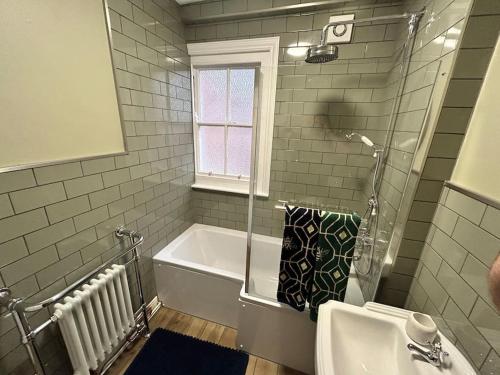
[54,264,135,375]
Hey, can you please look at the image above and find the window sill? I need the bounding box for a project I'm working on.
[191,183,268,198]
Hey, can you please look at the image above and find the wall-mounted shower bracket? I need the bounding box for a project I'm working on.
[0,288,12,308]
[368,196,378,216]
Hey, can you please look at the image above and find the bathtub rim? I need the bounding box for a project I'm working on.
[153,223,280,284]
[153,223,365,307]
[240,284,301,312]
[152,223,285,283]
[153,223,246,282]
[240,268,365,313]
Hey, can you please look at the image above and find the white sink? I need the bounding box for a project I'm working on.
[315,301,476,375]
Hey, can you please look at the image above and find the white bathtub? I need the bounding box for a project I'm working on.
[153,224,246,328]
[153,224,364,373]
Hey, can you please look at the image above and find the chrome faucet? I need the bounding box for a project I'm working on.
[407,342,449,367]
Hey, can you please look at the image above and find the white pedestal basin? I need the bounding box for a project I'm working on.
[316,301,476,375]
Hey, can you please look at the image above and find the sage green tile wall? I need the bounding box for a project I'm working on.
[406,186,500,373]
[0,0,194,373]
[184,1,408,238]
[379,0,500,307]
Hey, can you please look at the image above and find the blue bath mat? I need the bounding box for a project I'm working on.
[124,328,249,375]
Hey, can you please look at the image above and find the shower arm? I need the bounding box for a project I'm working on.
[318,11,425,46]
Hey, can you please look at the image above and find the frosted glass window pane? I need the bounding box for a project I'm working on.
[230,69,255,126]
[227,127,252,177]
[199,69,227,124]
[199,126,225,174]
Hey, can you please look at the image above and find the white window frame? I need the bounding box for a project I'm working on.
[192,65,258,193]
[187,37,280,197]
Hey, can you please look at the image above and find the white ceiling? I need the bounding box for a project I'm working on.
[176,0,202,4]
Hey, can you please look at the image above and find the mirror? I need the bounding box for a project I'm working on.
[0,0,126,172]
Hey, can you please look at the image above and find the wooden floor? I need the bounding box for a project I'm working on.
[107,307,305,375]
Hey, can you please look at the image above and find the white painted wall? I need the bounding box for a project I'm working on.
[451,36,500,201]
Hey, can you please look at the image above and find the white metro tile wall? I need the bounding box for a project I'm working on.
[406,186,500,372]
[0,0,194,373]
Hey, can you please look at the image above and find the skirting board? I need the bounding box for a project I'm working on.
[147,296,162,319]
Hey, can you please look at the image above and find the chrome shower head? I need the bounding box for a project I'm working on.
[305,44,339,64]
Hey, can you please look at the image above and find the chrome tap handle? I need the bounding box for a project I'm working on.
[407,343,445,367]
[432,342,449,363]
[439,350,450,364]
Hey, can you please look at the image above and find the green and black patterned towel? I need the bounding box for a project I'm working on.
[277,205,322,311]
[309,211,361,321]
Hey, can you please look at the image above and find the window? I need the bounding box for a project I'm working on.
[196,67,256,179]
[188,37,280,197]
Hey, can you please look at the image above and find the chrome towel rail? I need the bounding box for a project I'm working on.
[274,199,353,214]
[0,226,148,375]
[25,227,143,313]
[273,200,375,259]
